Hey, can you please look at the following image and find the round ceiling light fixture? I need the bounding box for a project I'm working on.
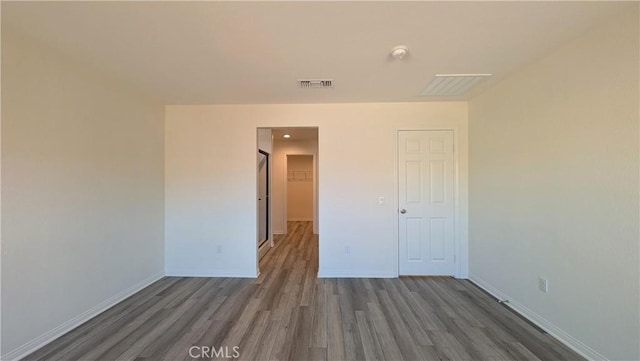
[390,45,409,60]
[283,134,291,139]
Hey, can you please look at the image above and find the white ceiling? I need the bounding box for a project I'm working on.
[272,127,318,141]
[2,1,632,105]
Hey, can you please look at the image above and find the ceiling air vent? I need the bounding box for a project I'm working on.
[421,74,492,96]
[298,79,333,89]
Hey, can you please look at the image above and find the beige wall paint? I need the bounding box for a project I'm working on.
[468,9,639,360]
[272,139,318,234]
[286,155,314,222]
[1,28,165,358]
[165,102,468,278]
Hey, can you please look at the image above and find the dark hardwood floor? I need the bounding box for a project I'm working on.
[24,221,583,361]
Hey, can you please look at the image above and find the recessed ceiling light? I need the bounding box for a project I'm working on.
[283,134,291,139]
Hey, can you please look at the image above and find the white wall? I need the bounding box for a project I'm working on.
[0,4,4,358]
[286,155,314,222]
[165,102,468,278]
[468,9,639,361]
[257,128,273,154]
[272,139,318,234]
[1,28,165,359]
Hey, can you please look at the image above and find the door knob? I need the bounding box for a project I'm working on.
[400,209,407,214]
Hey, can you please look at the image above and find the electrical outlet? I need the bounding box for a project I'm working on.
[538,277,548,293]
[378,196,385,205]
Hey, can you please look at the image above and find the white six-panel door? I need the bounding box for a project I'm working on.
[398,130,455,275]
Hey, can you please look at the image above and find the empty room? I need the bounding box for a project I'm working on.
[1,1,638,361]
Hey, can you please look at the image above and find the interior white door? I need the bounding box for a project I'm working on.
[398,130,455,275]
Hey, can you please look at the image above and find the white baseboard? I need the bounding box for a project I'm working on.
[2,272,164,361]
[165,268,257,278]
[469,274,608,361]
[318,269,396,278]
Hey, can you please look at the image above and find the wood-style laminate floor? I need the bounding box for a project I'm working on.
[24,221,583,361]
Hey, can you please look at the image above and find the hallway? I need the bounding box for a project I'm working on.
[25,221,580,361]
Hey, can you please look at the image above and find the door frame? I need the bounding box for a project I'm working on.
[257,148,273,264]
[258,149,270,244]
[284,153,318,234]
[394,127,466,278]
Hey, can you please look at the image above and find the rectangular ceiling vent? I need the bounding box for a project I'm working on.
[421,74,492,96]
[298,79,333,89]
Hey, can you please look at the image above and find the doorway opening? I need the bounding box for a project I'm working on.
[286,154,314,224]
[256,127,319,275]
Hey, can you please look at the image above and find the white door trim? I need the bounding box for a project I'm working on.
[394,126,465,278]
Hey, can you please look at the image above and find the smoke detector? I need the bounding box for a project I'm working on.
[297,79,333,88]
[390,45,409,59]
